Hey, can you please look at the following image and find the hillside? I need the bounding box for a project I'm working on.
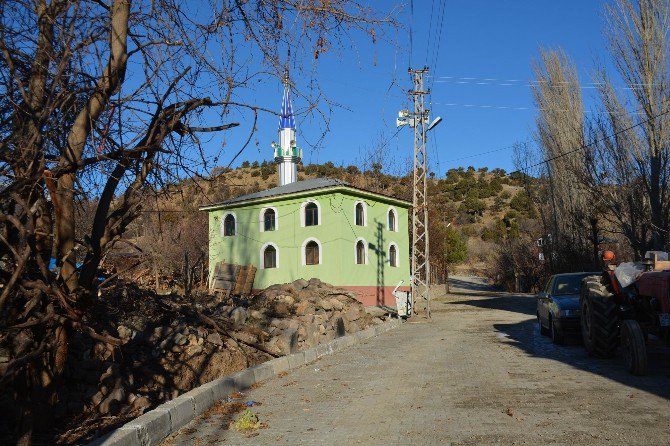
[123,162,540,292]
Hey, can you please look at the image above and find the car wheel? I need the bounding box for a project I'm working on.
[538,314,549,336]
[551,318,564,344]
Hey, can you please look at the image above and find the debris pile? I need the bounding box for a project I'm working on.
[47,278,386,445]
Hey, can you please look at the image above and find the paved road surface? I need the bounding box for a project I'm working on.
[163,279,670,445]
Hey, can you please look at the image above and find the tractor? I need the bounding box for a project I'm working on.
[580,251,670,375]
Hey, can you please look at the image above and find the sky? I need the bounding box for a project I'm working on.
[207,0,616,177]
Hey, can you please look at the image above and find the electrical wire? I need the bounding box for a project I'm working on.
[528,106,670,169]
[427,0,446,91]
[424,0,437,65]
[441,142,524,164]
[409,0,414,67]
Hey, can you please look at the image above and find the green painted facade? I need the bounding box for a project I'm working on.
[204,185,411,292]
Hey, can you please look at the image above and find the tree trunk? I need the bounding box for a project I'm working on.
[590,218,599,270]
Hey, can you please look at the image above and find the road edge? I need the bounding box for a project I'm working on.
[90,318,403,446]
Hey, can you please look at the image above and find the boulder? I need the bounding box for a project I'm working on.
[344,305,362,322]
[99,382,125,415]
[277,294,295,306]
[230,307,248,325]
[207,332,224,346]
[299,314,315,324]
[308,278,323,288]
[364,306,388,318]
[280,283,297,295]
[152,326,173,341]
[330,298,345,311]
[99,364,118,385]
[297,289,314,302]
[250,310,265,320]
[117,325,133,340]
[294,300,313,316]
[318,299,333,311]
[270,318,290,329]
[91,391,105,407]
[173,333,188,346]
[292,278,309,290]
[267,328,298,355]
[271,302,291,318]
[278,328,298,355]
[131,395,151,412]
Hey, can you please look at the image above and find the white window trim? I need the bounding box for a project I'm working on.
[300,199,321,227]
[301,237,323,266]
[221,211,237,237]
[354,237,369,265]
[353,200,367,227]
[259,206,279,232]
[388,241,399,267]
[387,207,399,232]
[260,242,279,269]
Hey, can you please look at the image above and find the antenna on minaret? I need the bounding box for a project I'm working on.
[272,61,302,186]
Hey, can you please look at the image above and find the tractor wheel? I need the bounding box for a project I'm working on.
[621,320,647,376]
[580,276,618,358]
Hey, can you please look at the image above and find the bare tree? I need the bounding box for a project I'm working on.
[530,48,599,270]
[584,0,670,258]
[0,1,395,443]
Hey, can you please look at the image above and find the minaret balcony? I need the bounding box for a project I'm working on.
[274,147,302,158]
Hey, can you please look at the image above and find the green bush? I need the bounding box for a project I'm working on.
[445,227,468,265]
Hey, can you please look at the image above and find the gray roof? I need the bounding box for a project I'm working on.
[201,177,410,209]
[221,178,346,205]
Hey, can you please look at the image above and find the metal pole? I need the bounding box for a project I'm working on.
[408,67,430,319]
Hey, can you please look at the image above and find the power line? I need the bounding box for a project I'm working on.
[442,142,522,164]
[427,0,446,91]
[528,106,670,169]
[432,101,650,115]
[409,0,414,67]
[429,75,655,91]
[424,0,437,64]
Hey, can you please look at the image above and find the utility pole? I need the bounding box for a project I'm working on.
[398,67,435,319]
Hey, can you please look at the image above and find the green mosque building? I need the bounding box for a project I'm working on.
[201,79,411,306]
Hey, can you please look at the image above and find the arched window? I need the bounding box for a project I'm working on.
[355,202,365,226]
[305,202,319,226]
[263,245,277,268]
[305,240,320,265]
[389,244,398,267]
[388,208,397,232]
[264,208,276,231]
[223,213,236,236]
[356,240,366,264]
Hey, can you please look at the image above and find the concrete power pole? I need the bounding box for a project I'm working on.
[398,67,431,319]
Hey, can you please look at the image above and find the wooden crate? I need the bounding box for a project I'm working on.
[211,261,256,296]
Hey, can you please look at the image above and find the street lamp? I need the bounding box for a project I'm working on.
[428,116,442,131]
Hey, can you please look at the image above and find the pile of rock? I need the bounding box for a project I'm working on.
[51,278,387,444]
[249,278,381,354]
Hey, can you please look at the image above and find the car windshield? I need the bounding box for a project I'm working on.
[553,274,591,295]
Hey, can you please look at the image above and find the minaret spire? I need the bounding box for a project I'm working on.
[274,65,302,186]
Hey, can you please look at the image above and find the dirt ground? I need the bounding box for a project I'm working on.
[163,276,670,445]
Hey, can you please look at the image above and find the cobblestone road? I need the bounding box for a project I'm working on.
[163,280,670,445]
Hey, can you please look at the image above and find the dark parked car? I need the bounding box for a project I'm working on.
[537,272,599,344]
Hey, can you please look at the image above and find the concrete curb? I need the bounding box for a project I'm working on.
[90,317,403,446]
